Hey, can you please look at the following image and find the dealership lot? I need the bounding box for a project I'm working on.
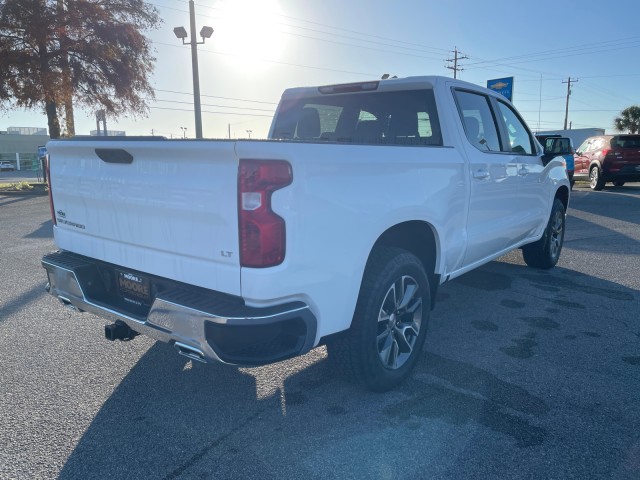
[1,186,639,480]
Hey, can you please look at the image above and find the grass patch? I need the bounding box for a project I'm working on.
[0,181,47,192]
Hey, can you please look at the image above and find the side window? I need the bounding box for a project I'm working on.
[454,90,501,152]
[576,139,590,155]
[496,101,534,155]
[592,138,605,151]
[417,111,434,137]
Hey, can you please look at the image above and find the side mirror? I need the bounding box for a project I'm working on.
[543,137,573,156]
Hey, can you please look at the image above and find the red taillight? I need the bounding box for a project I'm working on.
[46,155,56,226]
[238,159,292,268]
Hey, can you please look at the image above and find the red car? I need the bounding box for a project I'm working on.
[574,135,640,190]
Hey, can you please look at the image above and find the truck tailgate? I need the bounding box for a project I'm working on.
[47,139,241,296]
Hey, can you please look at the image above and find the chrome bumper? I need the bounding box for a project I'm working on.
[42,251,317,366]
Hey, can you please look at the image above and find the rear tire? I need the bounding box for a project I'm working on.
[522,198,565,269]
[589,166,605,190]
[326,247,431,392]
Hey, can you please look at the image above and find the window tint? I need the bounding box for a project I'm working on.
[272,89,442,146]
[613,135,640,148]
[453,90,501,152]
[496,101,534,154]
[550,138,571,153]
[593,138,605,151]
[576,139,591,155]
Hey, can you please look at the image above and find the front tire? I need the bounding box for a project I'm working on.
[522,198,565,269]
[590,166,605,190]
[327,247,431,392]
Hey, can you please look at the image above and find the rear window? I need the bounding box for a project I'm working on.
[612,136,640,148]
[272,89,442,146]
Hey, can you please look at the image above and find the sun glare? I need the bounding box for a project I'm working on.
[215,0,285,71]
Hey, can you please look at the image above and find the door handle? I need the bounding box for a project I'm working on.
[518,166,529,176]
[473,169,490,180]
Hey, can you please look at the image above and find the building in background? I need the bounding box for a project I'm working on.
[89,130,126,136]
[0,127,50,170]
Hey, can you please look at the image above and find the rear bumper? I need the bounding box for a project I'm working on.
[42,251,317,366]
[602,167,640,182]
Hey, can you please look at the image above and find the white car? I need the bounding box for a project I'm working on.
[0,161,15,171]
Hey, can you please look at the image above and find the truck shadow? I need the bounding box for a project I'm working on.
[0,281,48,323]
[57,259,639,479]
[24,219,53,239]
[569,185,640,223]
[564,189,640,255]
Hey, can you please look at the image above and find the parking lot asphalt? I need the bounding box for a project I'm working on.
[1,185,639,480]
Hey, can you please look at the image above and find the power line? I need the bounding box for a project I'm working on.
[465,36,640,68]
[150,106,273,117]
[192,0,451,55]
[153,40,380,77]
[155,0,640,77]
[156,89,277,104]
[153,0,449,60]
[155,98,275,112]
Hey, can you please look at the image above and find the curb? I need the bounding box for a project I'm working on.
[0,188,48,196]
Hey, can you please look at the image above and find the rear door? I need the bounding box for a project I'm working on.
[574,137,599,175]
[493,98,547,237]
[453,88,523,266]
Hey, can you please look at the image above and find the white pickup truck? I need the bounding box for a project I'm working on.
[42,76,570,391]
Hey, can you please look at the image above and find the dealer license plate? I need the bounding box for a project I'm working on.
[117,270,151,306]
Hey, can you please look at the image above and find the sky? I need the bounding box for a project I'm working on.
[2,0,640,139]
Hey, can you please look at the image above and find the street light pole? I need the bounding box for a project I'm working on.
[174,0,213,140]
[188,0,202,139]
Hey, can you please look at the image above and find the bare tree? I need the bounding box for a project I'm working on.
[0,0,161,138]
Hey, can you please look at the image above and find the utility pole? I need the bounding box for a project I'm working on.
[446,47,468,79]
[562,77,578,130]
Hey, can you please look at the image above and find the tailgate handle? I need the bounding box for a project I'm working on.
[95,148,134,164]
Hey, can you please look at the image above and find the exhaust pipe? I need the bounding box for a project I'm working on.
[58,296,84,313]
[105,321,138,341]
[174,342,206,363]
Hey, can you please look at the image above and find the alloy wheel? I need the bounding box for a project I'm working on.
[376,275,423,370]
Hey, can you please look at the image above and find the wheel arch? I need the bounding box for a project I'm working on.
[370,221,440,309]
[555,185,570,211]
[589,160,603,173]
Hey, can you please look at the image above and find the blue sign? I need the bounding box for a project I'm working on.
[487,77,514,101]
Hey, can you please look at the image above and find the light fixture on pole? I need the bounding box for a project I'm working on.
[173,0,213,139]
[246,130,252,139]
